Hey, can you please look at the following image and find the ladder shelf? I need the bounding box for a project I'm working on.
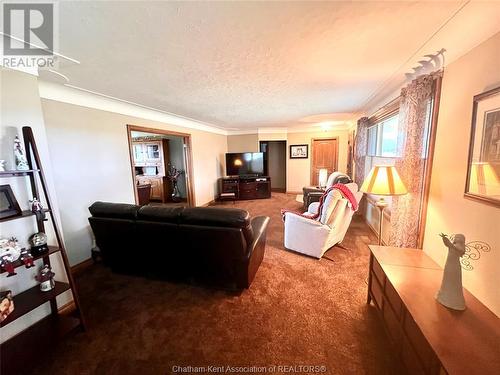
[0,126,86,375]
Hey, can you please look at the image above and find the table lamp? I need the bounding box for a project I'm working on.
[318,168,328,188]
[360,165,408,245]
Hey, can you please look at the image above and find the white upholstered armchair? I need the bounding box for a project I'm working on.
[283,183,363,259]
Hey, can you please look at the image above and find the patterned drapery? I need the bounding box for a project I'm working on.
[354,117,370,187]
[354,117,370,214]
[389,72,441,248]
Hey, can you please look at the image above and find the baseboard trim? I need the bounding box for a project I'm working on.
[71,258,94,276]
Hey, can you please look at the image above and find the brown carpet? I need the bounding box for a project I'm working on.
[35,193,399,375]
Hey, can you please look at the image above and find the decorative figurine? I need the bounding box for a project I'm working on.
[0,237,22,260]
[0,160,5,172]
[0,237,22,277]
[166,163,184,202]
[436,233,467,311]
[0,257,16,277]
[36,265,55,292]
[29,232,49,256]
[0,290,15,322]
[14,135,29,171]
[30,197,46,221]
[20,248,35,268]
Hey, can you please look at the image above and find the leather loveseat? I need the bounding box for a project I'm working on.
[88,202,270,289]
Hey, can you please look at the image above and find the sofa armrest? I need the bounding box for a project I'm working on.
[238,216,269,288]
[307,202,320,214]
[283,213,330,258]
[247,216,270,257]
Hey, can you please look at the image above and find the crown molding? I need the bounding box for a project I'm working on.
[226,129,259,135]
[258,127,288,134]
[37,81,228,135]
[287,125,351,133]
[227,125,352,136]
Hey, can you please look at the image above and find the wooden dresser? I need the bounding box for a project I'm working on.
[368,246,500,375]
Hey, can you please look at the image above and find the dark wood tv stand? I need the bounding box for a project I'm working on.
[218,176,271,201]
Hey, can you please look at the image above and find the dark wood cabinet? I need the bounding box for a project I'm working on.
[368,246,500,375]
[218,176,271,201]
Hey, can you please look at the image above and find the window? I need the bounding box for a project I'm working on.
[367,113,399,157]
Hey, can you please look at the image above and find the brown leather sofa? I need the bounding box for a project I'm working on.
[88,202,269,289]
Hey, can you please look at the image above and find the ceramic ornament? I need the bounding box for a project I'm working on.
[436,233,466,311]
[14,136,29,171]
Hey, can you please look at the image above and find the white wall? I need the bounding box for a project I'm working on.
[286,129,350,192]
[227,134,259,152]
[41,99,227,266]
[227,129,350,193]
[0,69,71,342]
[423,32,500,316]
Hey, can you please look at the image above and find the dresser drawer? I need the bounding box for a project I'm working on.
[382,299,402,348]
[403,312,436,370]
[385,280,403,320]
[372,258,385,285]
[401,335,426,375]
[370,272,384,309]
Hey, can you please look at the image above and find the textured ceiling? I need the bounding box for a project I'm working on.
[51,1,500,130]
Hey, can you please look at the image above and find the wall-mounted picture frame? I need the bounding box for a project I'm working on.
[0,185,22,220]
[289,144,308,159]
[465,86,500,207]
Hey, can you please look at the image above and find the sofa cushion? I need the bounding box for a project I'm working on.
[180,207,253,244]
[137,205,184,223]
[89,201,139,219]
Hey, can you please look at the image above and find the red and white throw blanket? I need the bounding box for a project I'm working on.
[281,183,358,222]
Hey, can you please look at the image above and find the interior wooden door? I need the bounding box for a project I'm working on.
[311,138,338,186]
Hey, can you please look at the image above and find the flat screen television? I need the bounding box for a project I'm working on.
[226,152,264,176]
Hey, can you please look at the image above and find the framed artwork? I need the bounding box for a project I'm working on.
[465,86,500,207]
[289,144,308,159]
[0,185,22,219]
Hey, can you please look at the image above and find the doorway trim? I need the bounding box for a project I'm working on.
[126,124,196,206]
[310,137,339,185]
[259,140,287,193]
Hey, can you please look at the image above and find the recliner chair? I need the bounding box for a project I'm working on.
[302,172,352,210]
[285,183,363,259]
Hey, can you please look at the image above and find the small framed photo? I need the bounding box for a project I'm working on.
[0,185,22,219]
[465,86,500,207]
[290,144,308,159]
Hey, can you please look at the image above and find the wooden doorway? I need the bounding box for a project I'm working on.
[311,138,338,186]
[126,124,195,206]
[260,140,286,192]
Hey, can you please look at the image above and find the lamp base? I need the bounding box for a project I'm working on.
[375,197,388,208]
[375,198,387,246]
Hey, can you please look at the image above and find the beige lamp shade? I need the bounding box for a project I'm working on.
[318,168,328,187]
[360,165,408,196]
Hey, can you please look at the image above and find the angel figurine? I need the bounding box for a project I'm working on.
[14,136,29,171]
[436,233,466,310]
